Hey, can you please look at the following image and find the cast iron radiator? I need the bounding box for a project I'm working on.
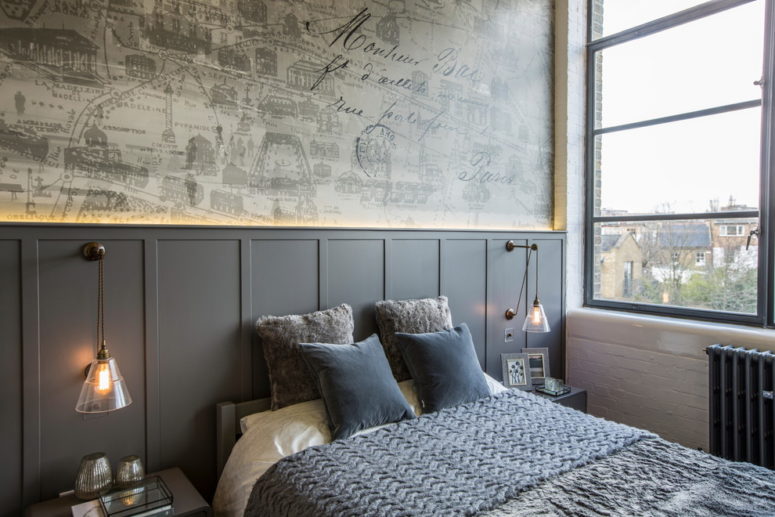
[708,344,775,468]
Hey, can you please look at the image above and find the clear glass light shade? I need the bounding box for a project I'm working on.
[75,357,132,413]
[522,300,550,333]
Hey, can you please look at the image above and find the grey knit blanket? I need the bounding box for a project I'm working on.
[484,437,775,516]
[245,389,653,516]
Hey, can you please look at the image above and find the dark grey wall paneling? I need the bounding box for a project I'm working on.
[486,239,528,378]
[327,240,385,340]
[37,240,146,499]
[526,238,566,378]
[250,239,319,398]
[442,240,488,367]
[0,225,564,513]
[0,240,22,517]
[390,239,440,300]
[157,240,243,499]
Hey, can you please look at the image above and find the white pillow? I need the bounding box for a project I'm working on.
[216,373,505,517]
[240,373,505,433]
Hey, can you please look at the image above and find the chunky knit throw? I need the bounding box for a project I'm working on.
[482,438,775,516]
[245,389,653,516]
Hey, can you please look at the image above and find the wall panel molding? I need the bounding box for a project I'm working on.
[0,225,565,512]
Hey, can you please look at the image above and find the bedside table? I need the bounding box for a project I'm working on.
[26,467,211,517]
[533,386,587,413]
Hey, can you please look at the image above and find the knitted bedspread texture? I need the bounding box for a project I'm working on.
[245,389,654,516]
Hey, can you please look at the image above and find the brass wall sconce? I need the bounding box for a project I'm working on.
[75,242,132,413]
[504,240,550,333]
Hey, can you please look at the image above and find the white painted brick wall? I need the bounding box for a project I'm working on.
[567,308,775,451]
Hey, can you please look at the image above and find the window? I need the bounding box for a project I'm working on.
[623,261,634,297]
[586,0,773,325]
[720,225,745,237]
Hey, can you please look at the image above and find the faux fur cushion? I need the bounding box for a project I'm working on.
[257,304,354,410]
[375,296,453,381]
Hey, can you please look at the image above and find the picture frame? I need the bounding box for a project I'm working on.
[500,353,533,391]
[521,347,550,385]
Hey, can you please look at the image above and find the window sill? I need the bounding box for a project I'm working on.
[569,306,775,357]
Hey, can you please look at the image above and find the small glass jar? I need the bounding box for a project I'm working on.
[115,455,145,488]
[74,452,113,500]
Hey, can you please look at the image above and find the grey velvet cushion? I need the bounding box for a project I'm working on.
[299,334,415,440]
[394,323,490,413]
[257,304,354,410]
[375,296,453,381]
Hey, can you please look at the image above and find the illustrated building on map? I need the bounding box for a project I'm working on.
[0,118,48,161]
[217,48,250,72]
[0,28,100,86]
[251,132,312,192]
[287,60,334,97]
[211,83,238,106]
[257,95,296,119]
[376,14,399,45]
[255,48,277,76]
[222,163,248,186]
[310,140,339,160]
[237,0,266,23]
[147,1,212,54]
[64,124,149,188]
[125,54,157,79]
[162,84,176,144]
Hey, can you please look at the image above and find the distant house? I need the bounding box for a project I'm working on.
[598,233,642,300]
[656,222,712,273]
[710,217,758,267]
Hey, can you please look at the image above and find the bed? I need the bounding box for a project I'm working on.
[213,375,775,517]
[212,300,775,516]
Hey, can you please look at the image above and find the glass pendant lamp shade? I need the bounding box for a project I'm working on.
[76,345,132,413]
[76,242,132,414]
[522,299,551,333]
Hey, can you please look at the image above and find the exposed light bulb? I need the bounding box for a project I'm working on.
[522,298,550,333]
[96,362,111,393]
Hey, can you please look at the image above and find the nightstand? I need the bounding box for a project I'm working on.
[26,467,211,517]
[533,386,587,413]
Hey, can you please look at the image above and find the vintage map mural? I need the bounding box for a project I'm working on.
[0,0,553,228]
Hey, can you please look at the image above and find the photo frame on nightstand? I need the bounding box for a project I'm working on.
[521,347,550,385]
[501,353,533,391]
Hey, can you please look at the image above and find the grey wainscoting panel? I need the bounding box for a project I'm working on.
[37,240,146,499]
[0,240,21,517]
[443,239,488,367]
[390,239,440,300]
[486,238,528,378]
[250,239,319,398]
[157,240,242,499]
[525,238,565,379]
[0,225,565,514]
[327,239,385,340]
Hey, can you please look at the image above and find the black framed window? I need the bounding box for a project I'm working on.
[585,0,775,325]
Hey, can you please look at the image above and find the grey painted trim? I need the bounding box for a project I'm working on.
[216,398,271,478]
[588,0,758,49]
[592,211,760,223]
[318,238,327,310]
[593,100,761,135]
[144,238,162,473]
[762,0,775,327]
[384,238,393,300]
[584,0,772,327]
[21,238,40,506]
[240,239,253,402]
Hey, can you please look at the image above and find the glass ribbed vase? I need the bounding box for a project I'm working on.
[74,452,113,500]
